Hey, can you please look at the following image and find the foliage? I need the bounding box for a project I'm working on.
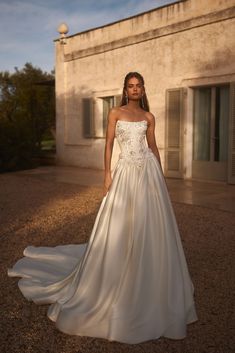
[0,63,55,172]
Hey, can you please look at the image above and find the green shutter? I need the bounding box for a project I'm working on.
[82,98,93,138]
[165,88,184,178]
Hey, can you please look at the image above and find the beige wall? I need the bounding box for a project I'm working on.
[55,0,235,175]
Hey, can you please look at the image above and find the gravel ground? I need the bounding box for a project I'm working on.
[0,173,234,353]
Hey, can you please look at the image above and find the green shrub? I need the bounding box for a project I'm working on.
[0,63,55,172]
[0,118,39,172]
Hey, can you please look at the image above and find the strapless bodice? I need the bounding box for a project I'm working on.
[115,120,154,166]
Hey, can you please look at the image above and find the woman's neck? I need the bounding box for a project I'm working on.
[126,100,141,111]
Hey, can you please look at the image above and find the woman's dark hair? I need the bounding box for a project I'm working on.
[120,72,150,112]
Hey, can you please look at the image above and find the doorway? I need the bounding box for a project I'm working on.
[192,85,230,181]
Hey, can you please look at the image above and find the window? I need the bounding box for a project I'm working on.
[193,85,229,162]
[82,95,121,138]
[193,88,211,161]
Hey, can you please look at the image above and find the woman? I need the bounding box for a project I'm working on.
[8,72,198,344]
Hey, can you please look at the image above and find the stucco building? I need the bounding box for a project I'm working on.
[55,0,235,184]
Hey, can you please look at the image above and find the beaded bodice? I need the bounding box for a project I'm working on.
[115,120,154,166]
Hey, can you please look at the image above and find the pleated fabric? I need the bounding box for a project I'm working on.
[8,120,198,344]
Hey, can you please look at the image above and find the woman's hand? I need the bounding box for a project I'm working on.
[103,173,112,196]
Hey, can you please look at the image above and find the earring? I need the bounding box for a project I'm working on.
[125,94,129,104]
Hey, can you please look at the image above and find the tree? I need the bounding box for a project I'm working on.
[0,63,55,172]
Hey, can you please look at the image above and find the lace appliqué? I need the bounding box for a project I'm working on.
[115,120,154,167]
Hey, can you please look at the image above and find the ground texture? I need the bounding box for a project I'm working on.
[0,173,234,353]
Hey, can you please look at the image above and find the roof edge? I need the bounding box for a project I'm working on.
[54,0,185,42]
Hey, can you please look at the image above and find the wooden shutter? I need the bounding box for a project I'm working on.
[228,82,235,184]
[165,88,184,178]
[82,98,94,138]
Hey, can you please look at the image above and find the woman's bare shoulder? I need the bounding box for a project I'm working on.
[108,106,127,121]
[145,111,156,125]
[107,107,120,124]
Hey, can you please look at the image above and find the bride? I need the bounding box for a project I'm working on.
[8,72,198,344]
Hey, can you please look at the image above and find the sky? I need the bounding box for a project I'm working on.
[0,0,178,73]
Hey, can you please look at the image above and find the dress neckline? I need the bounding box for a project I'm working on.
[116,120,148,124]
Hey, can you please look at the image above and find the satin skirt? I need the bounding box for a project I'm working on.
[8,154,198,344]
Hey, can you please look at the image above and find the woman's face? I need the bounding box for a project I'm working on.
[126,77,144,101]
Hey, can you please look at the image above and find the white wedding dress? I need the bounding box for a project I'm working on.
[8,119,198,344]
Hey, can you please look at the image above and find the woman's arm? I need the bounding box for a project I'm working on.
[103,108,117,196]
[146,113,163,172]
